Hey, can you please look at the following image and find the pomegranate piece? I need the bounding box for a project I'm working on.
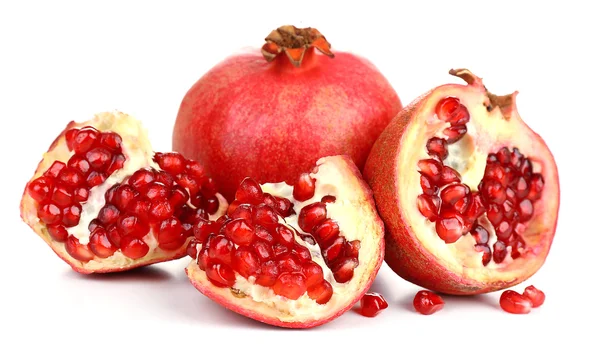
[523,285,545,307]
[499,290,532,314]
[364,69,559,295]
[413,290,444,315]
[20,112,227,274]
[293,173,316,202]
[359,292,388,317]
[186,155,385,328]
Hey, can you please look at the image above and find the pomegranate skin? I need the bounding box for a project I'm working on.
[173,36,401,200]
[363,70,560,295]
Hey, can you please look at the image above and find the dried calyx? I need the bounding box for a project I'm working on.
[261,25,334,67]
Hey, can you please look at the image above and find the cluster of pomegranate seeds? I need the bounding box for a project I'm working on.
[500,285,545,314]
[28,127,125,246]
[359,292,388,317]
[413,290,445,315]
[417,97,545,265]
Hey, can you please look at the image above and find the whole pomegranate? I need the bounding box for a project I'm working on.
[173,25,402,200]
[20,112,227,273]
[364,69,560,295]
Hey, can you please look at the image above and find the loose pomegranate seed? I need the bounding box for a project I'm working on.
[65,235,94,262]
[206,263,236,288]
[426,137,448,160]
[235,178,263,205]
[413,290,444,315]
[89,227,118,258]
[253,204,279,229]
[208,235,234,266]
[120,236,150,259]
[443,125,467,143]
[359,292,388,317]
[332,257,358,283]
[38,203,62,225]
[28,176,54,202]
[232,247,261,278]
[313,219,340,243]
[223,218,254,246]
[47,224,68,242]
[420,175,438,195]
[72,126,100,154]
[307,280,333,304]
[272,272,307,300]
[298,202,327,232]
[523,285,545,307]
[293,173,316,201]
[418,159,442,182]
[499,290,532,314]
[435,210,464,243]
[256,261,279,287]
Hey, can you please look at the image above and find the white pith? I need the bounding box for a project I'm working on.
[401,86,559,281]
[20,111,227,272]
[186,156,384,324]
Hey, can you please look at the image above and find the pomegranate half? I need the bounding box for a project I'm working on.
[173,25,402,201]
[364,69,560,295]
[186,156,385,328]
[20,112,227,273]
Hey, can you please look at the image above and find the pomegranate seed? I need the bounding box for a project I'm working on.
[272,272,307,300]
[345,240,361,259]
[169,186,189,208]
[107,225,122,247]
[360,292,388,317]
[113,185,138,211]
[65,235,94,262]
[322,237,345,263]
[435,97,460,121]
[496,147,511,164]
[495,220,513,241]
[197,247,210,270]
[298,202,327,232]
[86,171,106,187]
[203,196,220,215]
[98,204,120,225]
[277,255,302,273]
[73,187,89,202]
[435,210,464,243]
[292,244,311,262]
[45,161,66,178]
[484,164,507,186]
[99,132,122,151]
[154,152,186,175]
[272,225,293,247]
[157,217,183,245]
[185,161,205,178]
[493,241,507,263]
[254,225,275,244]
[127,198,151,221]
[85,147,112,170]
[120,236,149,259]
[475,244,492,266]
[500,290,532,314]
[59,169,83,187]
[263,193,293,217]
[440,183,469,206]
[235,178,263,205]
[107,154,125,175]
[332,257,358,283]
[447,105,470,126]
[519,159,533,178]
[273,244,290,259]
[313,219,340,243]
[89,227,118,258]
[67,156,91,175]
[72,126,100,154]
[38,203,62,225]
[145,182,170,201]
[426,137,448,160]
[232,246,261,278]
[439,166,461,185]
[223,218,254,246]
[187,240,199,259]
[206,263,236,288]
[301,234,316,245]
[420,175,438,195]
[417,159,442,182]
[155,170,174,187]
[518,199,534,222]
[321,195,336,204]
[129,169,155,191]
[471,224,489,245]
[208,235,234,266]
[487,204,503,226]
[444,125,467,143]
[514,177,529,199]
[481,179,506,204]
[193,218,218,244]
[28,176,54,203]
[47,224,68,242]
[502,200,515,219]
[413,290,444,315]
[117,214,150,239]
[527,174,544,201]
[302,261,324,287]
[230,204,253,222]
[200,177,218,197]
[65,128,79,151]
[252,240,274,262]
[51,185,73,207]
[464,192,485,221]
[453,195,470,215]
[307,280,333,304]
[149,199,174,221]
[293,173,316,201]
[252,204,279,229]
[523,285,545,307]
[256,261,279,287]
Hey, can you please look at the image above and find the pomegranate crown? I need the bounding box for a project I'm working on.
[261,25,334,67]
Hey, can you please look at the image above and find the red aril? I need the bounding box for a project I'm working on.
[413,290,445,315]
[186,155,385,328]
[364,69,560,295]
[523,285,545,307]
[173,25,401,201]
[499,290,532,314]
[359,292,388,317]
[20,112,227,274]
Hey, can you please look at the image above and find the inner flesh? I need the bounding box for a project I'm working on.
[416,97,545,266]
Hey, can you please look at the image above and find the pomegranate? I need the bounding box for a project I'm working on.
[20,112,227,273]
[499,290,532,314]
[523,285,545,307]
[173,25,402,201]
[364,69,560,295]
[359,292,388,317]
[413,290,445,315]
[186,156,385,328]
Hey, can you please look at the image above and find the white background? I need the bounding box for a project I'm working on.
[1,1,598,356]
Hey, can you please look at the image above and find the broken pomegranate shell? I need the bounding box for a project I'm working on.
[186,156,385,328]
[20,112,227,273]
[364,69,560,295]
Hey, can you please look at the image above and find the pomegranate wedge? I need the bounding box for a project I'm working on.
[20,112,227,273]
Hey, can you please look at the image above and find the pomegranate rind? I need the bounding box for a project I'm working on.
[364,70,560,295]
[20,111,227,274]
[186,156,385,328]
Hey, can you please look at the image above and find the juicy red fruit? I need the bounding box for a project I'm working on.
[359,292,388,317]
[499,290,532,314]
[523,285,545,307]
[413,290,444,315]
